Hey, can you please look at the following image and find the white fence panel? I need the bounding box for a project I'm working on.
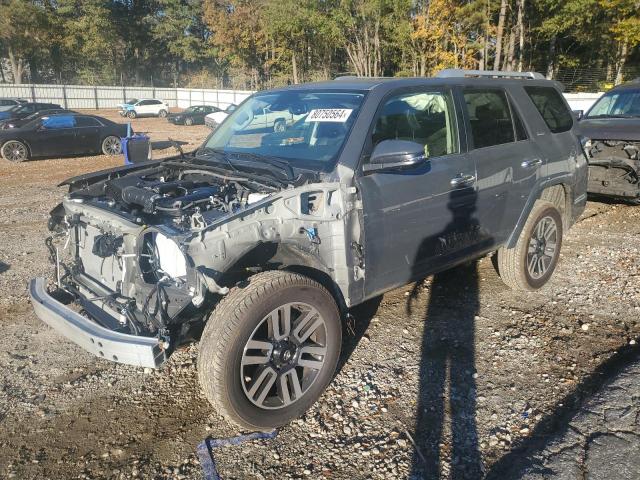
[0,83,254,110]
[563,92,603,112]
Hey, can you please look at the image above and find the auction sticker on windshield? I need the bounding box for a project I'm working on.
[305,109,353,122]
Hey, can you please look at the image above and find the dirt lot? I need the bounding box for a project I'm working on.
[0,112,639,479]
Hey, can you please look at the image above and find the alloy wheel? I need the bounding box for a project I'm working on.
[527,215,558,279]
[2,141,27,162]
[103,137,122,156]
[240,302,328,410]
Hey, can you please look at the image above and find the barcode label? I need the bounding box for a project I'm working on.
[305,109,353,122]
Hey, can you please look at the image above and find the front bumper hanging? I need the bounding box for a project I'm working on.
[29,277,166,368]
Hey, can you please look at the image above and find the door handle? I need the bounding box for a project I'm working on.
[450,174,476,188]
[521,158,543,169]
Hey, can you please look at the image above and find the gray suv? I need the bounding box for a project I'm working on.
[30,70,587,430]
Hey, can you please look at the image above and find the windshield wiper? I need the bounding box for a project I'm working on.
[224,151,295,179]
[588,114,638,119]
[197,147,241,174]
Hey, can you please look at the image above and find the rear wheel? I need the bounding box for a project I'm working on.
[198,271,342,430]
[127,110,137,119]
[495,200,563,290]
[101,136,122,156]
[158,109,168,118]
[273,119,286,133]
[184,117,194,126]
[1,140,29,162]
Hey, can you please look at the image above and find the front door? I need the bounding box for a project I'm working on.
[357,88,480,299]
[30,115,78,157]
[74,116,102,153]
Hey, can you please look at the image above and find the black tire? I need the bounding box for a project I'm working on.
[158,109,168,118]
[495,200,563,291]
[101,136,122,156]
[184,117,193,126]
[1,140,29,162]
[273,119,286,133]
[198,270,342,431]
[127,110,137,119]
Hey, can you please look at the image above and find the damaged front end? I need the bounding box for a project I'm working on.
[584,139,640,202]
[30,158,356,368]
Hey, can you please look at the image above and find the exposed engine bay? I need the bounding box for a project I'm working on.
[585,140,640,202]
[46,161,279,347]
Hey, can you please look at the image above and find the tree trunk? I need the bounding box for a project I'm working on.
[292,51,299,84]
[503,28,516,70]
[546,35,557,79]
[7,47,23,84]
[615,40,628,85]
[517,0,525,71]
[494,0,508,70]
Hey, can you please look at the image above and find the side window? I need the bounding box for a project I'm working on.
[76,116,101,127]
[524,86,573,133]
[42,115,76,129]
[152,100,162,105]
[463,89,515,148]
[371,90,458,158]
[138,100,150,106]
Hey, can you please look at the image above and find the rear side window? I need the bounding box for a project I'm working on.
[524,86,573,133]
[371,90,459,158]
[76,116,102,127]
[42,115,76,129]
[463,89,515,148]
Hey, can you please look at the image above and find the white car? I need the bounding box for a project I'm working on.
[118,98,170,119]
[0,98,27,112]
[204,104,237,129]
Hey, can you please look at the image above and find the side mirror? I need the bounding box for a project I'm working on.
[362,140,428,173]
[573,110,584,120]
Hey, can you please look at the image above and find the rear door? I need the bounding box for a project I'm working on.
[30,115,77,157]
[74,116,103,153]
[461,87,542,244]
[357,87,480,298]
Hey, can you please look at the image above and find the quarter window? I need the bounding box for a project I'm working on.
[524,86,573,133]
[76,116,102,127]
[372,90,458,158]
[463,89,515,148]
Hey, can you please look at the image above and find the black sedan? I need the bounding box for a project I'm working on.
[167,105,220,126]
[0,113,128,162]
[0,102,62,122]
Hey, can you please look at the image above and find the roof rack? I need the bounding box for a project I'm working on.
[436,69,545,80]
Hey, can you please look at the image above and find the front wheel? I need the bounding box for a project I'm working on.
[273,119,286,133]
[198,271,342,430]
[127,110,137,119]
[495,200,563,290]
[101,136,122,156]
[184,117,193,126]
[1,140,29,162]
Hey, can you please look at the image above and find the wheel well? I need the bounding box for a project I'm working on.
[540,183,570,228]
[281,265,348,314]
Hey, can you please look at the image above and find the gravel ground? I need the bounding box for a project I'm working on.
[0,114,639,479]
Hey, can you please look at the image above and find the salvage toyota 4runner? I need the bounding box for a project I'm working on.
[30,70,587,430]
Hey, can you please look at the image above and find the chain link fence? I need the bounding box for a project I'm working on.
[554,66,640,92]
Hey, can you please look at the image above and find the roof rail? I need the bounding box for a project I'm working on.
[436,69,545,80]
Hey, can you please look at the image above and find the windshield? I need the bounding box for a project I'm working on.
[587,89,640,118]
[202,90,365,169]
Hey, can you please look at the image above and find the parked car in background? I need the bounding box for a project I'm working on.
[118,99,170,119]
[577,79,640,204]
[167,105,221,126]
[0,98,27,112]
[30,70,587,431]
[0,102,62,122]
[204,103,238,129]
[0,113,128,162]
[0,109,74,129]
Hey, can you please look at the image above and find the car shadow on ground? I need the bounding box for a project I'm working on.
[484,339,640,479]
[404,186,486,479]
[0,261,9,274]
[337,296,383,374]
